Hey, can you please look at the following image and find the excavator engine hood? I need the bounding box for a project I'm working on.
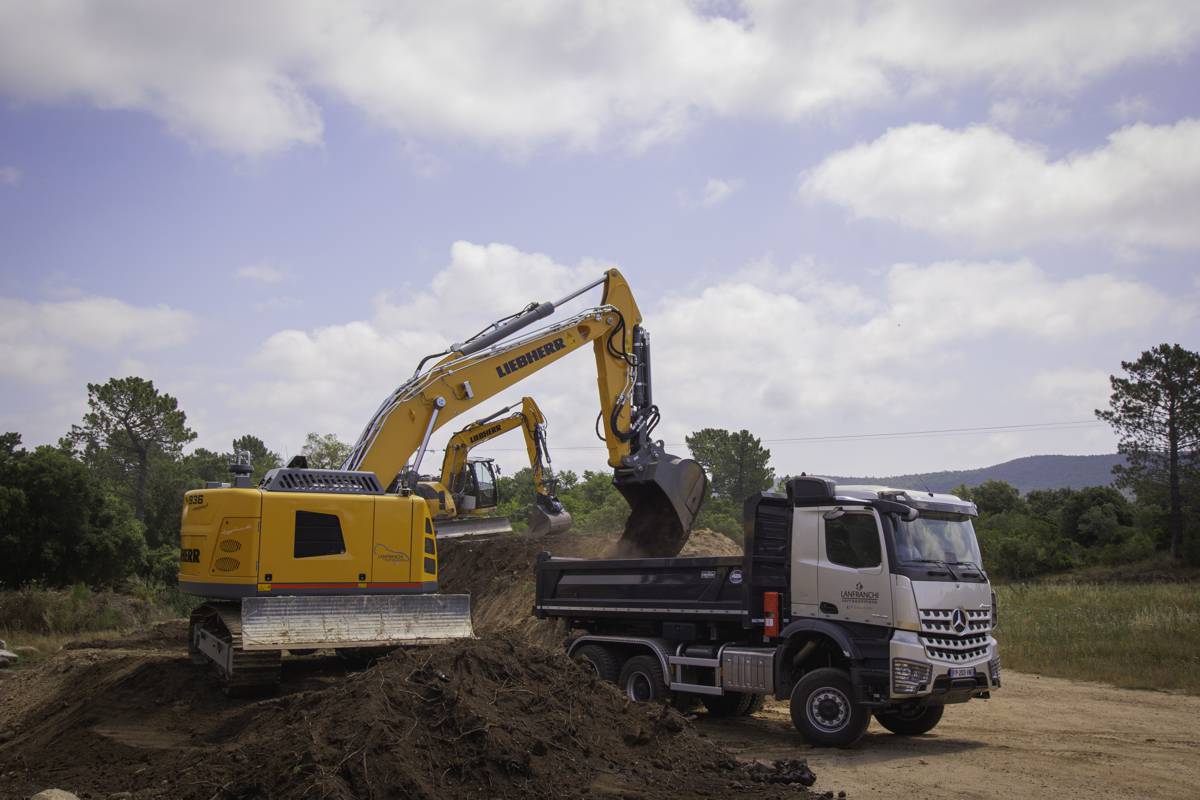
[611,445,708,557]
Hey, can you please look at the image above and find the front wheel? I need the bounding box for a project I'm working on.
[789,668,870,747]
[874,704,944,736]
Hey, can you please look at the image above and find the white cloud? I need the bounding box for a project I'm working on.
[0,296,196,383]
[1110,94,1153,121]
[231,243,1183,475]
[1,2,1196,155]
[987,97,1070,130]
[236,263,288,283]
[799,119,1200,251]
[701,178,743,207]
[1030,368,1112,417]
[0,165,19,186]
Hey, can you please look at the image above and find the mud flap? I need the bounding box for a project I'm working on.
[527,495,573,537]
[239,594,474,650]
[612,448,708,557]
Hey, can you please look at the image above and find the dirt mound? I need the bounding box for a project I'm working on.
[679,528,743,557]
[0,637,816,799]
[0,529,818,800]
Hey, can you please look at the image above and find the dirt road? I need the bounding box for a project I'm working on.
[703,671,1200,799]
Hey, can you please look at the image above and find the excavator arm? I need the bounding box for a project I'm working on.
[342,269,706,556]
[438,396,572,536]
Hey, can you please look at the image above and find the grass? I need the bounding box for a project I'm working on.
[0,580,189,666]
[996,582,1200,694]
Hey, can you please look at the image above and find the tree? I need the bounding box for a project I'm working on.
[1097,344,1200,559]
[685,428,775,503]
[970,480,1025,516]
[232,434,281,481]
[301,432,351,470]
[0,444,146,588]
[67,377,196,522]
[1058,486,1133,548]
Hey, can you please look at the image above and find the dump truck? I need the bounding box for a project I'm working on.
[180,269,707,693]
[535,476,1000,747]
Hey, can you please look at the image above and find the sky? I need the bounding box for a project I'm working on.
[1,1,1198,482]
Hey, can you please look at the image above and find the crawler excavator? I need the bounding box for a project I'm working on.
[420,396,573,539]
[179,268,707,693]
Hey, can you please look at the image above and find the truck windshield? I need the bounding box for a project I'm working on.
[893,512,982,566]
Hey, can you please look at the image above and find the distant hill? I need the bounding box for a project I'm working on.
[830,453,1125,494]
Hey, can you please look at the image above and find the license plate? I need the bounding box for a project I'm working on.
[949,666,975,679]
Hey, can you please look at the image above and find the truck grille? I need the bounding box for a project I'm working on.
[919,608,991,663]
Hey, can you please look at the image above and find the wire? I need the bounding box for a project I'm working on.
[457,419,1106,452]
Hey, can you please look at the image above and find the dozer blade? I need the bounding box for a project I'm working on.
[434,515,514,540]
[239,594,473,651]
[527,506,573,537]
[612,448,708,558]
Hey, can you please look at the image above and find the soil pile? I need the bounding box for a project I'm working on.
[0,630,817,799]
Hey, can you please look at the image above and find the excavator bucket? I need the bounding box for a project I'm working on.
[612,450,708,558]
[433,515,514,540]
[527,496,573,537]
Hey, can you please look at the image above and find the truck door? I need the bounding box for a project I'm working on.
[817,509,893,628]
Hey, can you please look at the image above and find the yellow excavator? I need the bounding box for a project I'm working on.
[420,396,573,539]
[179,268,706,693]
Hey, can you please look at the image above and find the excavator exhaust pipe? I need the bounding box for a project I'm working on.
[611,447,708,558]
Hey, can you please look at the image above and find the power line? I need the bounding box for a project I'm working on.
[432,419,1106,452]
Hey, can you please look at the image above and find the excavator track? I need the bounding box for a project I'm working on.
[189,602,281,697]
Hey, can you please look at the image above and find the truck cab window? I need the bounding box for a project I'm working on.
[825,513,881,568]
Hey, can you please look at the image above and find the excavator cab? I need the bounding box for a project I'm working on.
[454,458,499,512]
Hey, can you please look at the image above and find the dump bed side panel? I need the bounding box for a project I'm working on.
[534,554,746,622]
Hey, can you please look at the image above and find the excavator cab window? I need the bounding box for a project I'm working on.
[469,460,499,510]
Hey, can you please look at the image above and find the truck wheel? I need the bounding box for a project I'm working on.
[702,691,755,717]
[573,644,620,683]
[789,668,870,747]
[874,704,944,736]
[742,693,765,716]
[619,655,669,703]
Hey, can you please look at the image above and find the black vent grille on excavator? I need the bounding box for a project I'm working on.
[262,468,384,495]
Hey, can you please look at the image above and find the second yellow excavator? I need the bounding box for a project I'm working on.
[418,396,573,539]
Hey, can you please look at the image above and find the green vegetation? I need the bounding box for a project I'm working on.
[0,581,188,664]
[0,375,349,591]
[996,581,1200,694]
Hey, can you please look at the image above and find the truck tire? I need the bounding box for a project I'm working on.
[703,691,755,717]
[619,655,669,703]
[789,668,870,747]
[573,644,620,683]
[874,704,944,736]
[742,693,765,716]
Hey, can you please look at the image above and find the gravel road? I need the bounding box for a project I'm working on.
[703,670,1200,799]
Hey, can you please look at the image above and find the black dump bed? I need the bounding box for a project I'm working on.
[534,554,747,623]
[534,493,795,629]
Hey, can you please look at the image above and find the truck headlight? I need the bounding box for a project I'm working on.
[892,658,932,695]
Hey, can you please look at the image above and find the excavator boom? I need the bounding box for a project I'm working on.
[343,269,706,556]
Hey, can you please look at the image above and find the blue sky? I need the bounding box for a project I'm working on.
[1,1,1198,480]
